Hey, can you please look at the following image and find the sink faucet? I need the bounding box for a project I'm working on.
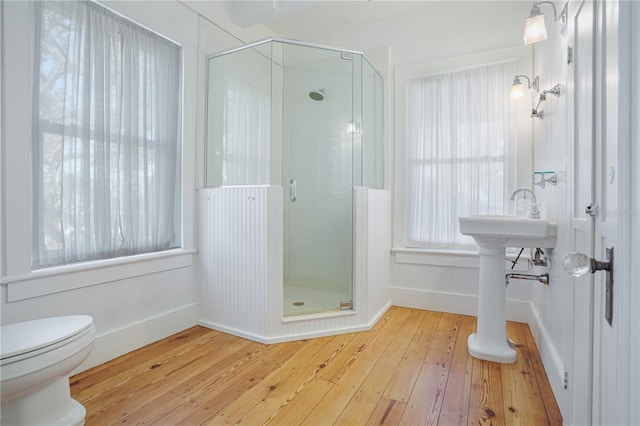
[511,188,540,218]
[510,188,536,203]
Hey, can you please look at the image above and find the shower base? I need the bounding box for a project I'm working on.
[283,283,351,316]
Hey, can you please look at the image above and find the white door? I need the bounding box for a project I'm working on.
[591,0,611,422]
[571,1,636,424]
[591,0,618,422]
[569,1,596,424]
[592,1,639,424]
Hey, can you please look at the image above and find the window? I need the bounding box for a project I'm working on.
[220,74,270,185]
[206,48,271,187]
[405,61,517,249]
[32,1,181,268]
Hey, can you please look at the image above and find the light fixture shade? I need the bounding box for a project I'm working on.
[524,13,548,45]
[511,82,525,100]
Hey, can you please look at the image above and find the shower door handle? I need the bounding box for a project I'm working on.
[290,178,297,202]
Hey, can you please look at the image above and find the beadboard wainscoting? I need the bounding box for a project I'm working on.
[198,186,391,343]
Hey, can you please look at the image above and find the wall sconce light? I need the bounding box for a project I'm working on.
[511,75,539,100]
[523,1,568,45]
[531,84,561,120]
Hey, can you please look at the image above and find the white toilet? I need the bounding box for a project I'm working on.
[1,315,95,425]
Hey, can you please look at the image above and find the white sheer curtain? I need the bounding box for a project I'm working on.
[32,1,181,268]
[406,61,517,249]
[222,75,270,185]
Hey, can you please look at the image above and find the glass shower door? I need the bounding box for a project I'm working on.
[281,43,355,316]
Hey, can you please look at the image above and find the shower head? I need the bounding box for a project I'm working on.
[309,89,325,101]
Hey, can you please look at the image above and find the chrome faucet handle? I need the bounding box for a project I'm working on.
[529,204,541,219]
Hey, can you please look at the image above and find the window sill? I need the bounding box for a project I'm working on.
[392,247,531,269]
[392,247,479,268]
[1,248,197,302]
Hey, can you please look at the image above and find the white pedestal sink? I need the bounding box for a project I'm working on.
[459,215,557,363]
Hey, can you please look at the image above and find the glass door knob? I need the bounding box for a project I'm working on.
[564,248,615,327]
[563,250,613,277]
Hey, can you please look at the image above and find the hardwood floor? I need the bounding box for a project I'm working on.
[71,307,562,425]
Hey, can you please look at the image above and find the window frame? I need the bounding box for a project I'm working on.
[404,61,517,249]
[0,0,197,301]
[393,46,534,262]
[32,0,183,269]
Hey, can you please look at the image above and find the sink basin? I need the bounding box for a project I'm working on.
[459,215,557,248]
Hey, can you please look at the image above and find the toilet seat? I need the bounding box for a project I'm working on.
[1,315,94,365]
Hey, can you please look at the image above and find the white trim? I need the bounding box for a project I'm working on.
[95,0,182,47]
[392,247,477,256]
[406,58,519,81]
[392,247,532,271]
[626,3,640,423]
[73,302,200,374]
[616,1,639,423]
[528,301,567,412]
[391,286,530,323]
[393,248,479,268]
[2,248,195,284]
[281,310,356,324]
[199,301,392,344]
[3,249,196,302]
[0,0,5,280]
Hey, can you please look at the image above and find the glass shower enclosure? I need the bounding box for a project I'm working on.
[205,38,383,317]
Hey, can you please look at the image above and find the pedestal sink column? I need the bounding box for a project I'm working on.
[459,215,557,364]
[468,242,516,363]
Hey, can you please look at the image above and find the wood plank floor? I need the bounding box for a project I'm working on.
[70,307,562,425]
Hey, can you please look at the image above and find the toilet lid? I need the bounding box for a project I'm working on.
[0,315,94,360]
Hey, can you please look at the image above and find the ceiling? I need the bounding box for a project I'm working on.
[224,0,443,35]
[213,1,531,71]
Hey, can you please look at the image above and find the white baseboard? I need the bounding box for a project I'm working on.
[198,319,375,344]
[391,286,530,323]
[74,303,200,374]
[527,303,568,417]
[369,301,393,330]
[199,302,393,344]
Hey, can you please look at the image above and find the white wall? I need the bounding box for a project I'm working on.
[524,5,574,417]
[0,0,275,372]
[529,2,640,423]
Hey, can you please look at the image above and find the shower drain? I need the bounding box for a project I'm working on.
[293,301,305,307]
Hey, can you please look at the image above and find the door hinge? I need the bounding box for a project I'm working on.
[567,46,573,65]
[564,371,569,390]
[585,203,599,217]
[340,301,353,310]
